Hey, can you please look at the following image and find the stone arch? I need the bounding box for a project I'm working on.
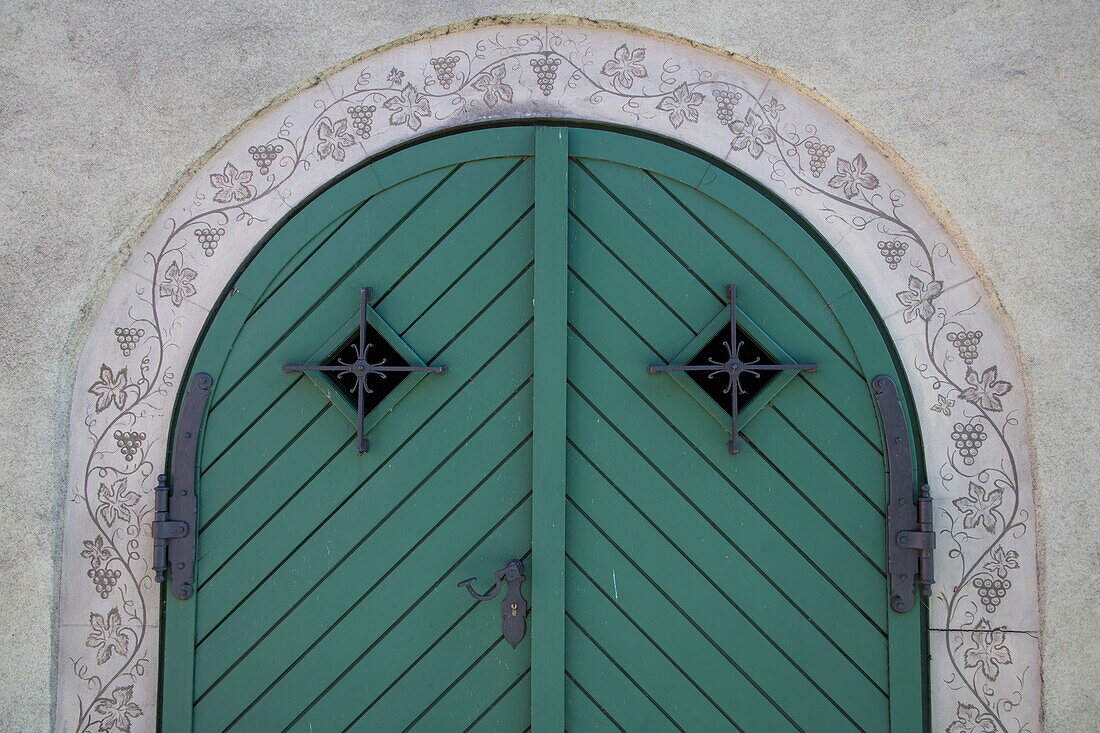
[57,17,1038,732]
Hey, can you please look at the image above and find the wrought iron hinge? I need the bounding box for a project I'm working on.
[872,375,936,613]
[895,484,936,601]
[153,372,212,600]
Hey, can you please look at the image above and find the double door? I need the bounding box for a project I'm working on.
[162,126,924,731]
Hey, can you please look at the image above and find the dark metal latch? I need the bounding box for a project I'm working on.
[458,559,528,647]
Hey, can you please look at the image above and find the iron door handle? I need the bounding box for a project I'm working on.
[458,559,527,647]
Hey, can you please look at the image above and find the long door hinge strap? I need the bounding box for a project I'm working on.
[872,375,936,613]
[152,372,212,600]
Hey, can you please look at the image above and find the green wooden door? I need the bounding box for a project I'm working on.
[162,126,926,732]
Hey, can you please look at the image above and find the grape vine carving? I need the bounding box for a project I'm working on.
[67,25,1030,733]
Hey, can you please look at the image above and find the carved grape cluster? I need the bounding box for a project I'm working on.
[974,575,1012,613]
[803,140,835,178]
[529,55,561,96]
[877,239,909,270]
[713,88,742,125]
[952,422,987,466]
[114,327,144,357]
[430,55,460,89]
[113,430,146,461]
[947,330,983,365]
[248,143,283,175]
[348,105,376,139]
[194,226,225,257]
[88,566,122,599]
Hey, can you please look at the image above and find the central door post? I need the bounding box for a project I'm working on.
[531,126,569,732]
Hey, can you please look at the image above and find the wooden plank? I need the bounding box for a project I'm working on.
[564,614,683,732]
[402,642,531,732]
[565,675,625,732]
[202,488,534,732]
[566,508,801,730]
[566,438,887,728]
[742,407,886,566]
[194,323,534,673]
[567,273,887,620]
[196,425,530,728]
[531,125,569,733]
[565,315,887,641]
[566,128,852,305]
[199,223,534,523]
[193,271,534,641]
[566,399,889,687]
[160,589,197,733]
[210,156,529,429]
[464,669,532,733]
[564,564,738,731]
[567,164,878,444]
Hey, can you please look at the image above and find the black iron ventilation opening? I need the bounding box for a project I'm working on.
[687,327,781,410]
[323,326,410,413]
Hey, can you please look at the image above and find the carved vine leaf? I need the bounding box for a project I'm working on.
[315,117,356,162]
[86,608,129,666]
[158,261,197,307]
[656,83,705,128]
[600,43,648,90]
[761,96,785,118]
[932,393,956,416]
[88,365,130,414]
[828,153,880,199]
[471,63,514,107]
[97,478,139,527]
[383,84,431,131]
[983,546,1020,579]
[209,162,255,204]
[91,684,142,732]
[962,619,1013,681]
[80,535,112,570]
[896,275,944,323]
[946,702,998,733]
[729,109,775,159]
[953,481,1004,533]
[959,366,1013,412]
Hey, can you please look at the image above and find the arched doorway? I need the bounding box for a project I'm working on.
[160,125,925,731]
[57,19,1038,733]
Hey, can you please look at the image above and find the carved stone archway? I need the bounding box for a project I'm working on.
[57,17,1039,732]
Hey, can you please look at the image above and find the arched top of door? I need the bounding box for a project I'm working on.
[58,17,1039,733]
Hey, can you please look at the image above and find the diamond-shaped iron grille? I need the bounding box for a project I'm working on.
[686,327,781,410]
[282,287,446,453]
[648,285,817,454]
[322,327,410,413]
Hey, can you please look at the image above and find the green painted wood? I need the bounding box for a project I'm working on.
[531,125,569,733]
[565,402,889,692]
[164,129,537,732]
[563,130,924,731]
[565,276,887,625]
[568,158,881,446]
[163,124,926,732]
[564,562,741,731]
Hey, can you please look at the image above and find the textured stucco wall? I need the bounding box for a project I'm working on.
[0,1,1096,730]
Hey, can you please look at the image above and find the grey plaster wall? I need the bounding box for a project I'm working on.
[0,1,1095,729]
